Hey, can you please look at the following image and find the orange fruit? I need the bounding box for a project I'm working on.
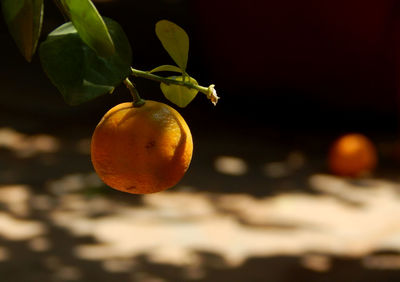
[328,133,377,177]
[91,100,193,194]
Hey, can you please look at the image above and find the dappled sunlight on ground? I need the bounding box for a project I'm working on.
[214,156,248,176]
[0,211,45,240]
[2,171,400,280]
[263,151,306,178]
[1,126,400,281]
[45,176,400,269]
[0,127,60,158]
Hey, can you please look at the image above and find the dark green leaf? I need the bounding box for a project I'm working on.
[160,76,198,108]
[39,17,132,105]
[1,0,44,62]
[62,0,115,57]
[149,65,183,74]
[155,20,189,71]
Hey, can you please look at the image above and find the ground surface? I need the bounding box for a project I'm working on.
[1,110,400,282]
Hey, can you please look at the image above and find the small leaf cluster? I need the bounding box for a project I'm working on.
[1,0,214,108]
[153,20,199,108]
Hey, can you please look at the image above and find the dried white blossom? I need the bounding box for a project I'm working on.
[207,84,219,106]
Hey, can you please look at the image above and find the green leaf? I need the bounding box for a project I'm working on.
[39,17,132,105]
[149,65,183,74]
[160,76,198,108]
[155,20,189,71]
[1,0,44,62]
[62,0,115,57]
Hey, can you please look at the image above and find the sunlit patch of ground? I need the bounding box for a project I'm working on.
[0,211,45,240]
[0,127,60,158]
[41,174,400,271]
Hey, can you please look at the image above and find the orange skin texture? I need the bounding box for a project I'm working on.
[91,101,193,194]
[328,133,377,177]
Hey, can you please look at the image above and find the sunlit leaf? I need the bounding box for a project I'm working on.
[39,17,132,105]
[149,65,183,74]
[62,0,115,57]
[155,20,189,71]
[1,0,44,62]
[160,76,198,108]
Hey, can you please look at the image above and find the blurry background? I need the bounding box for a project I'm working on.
[1,0,400,281]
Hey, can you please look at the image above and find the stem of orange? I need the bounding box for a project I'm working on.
[123,78,145,107]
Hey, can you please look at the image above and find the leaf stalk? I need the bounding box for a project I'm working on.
[131,67,210,97]
[130,67,219,105]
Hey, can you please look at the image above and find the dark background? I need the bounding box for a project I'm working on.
[2,0,399,135]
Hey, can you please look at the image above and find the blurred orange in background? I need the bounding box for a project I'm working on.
[328,133,377,177]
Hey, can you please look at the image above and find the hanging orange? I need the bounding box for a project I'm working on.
[91,101,193,194]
